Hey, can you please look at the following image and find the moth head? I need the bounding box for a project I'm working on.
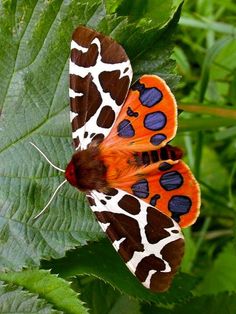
[65,159,77,187]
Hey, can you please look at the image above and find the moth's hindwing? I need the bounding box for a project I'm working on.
[87,188,184,292]
[69,26,133,150]
[120,160,201,228]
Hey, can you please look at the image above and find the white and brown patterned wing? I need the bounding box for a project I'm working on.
[69,26,133,150]
[87,188,184,292]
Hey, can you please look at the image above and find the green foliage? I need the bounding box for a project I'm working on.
[142,292,236,314]
[42,239,196,305]
[0,281,62,313]
[0,0,236,313]
[195,243,236,295]
[0,269,88,313]
[77,279,141,314]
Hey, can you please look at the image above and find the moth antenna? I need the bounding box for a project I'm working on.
[34,179,67,219]
[29,142,65,173]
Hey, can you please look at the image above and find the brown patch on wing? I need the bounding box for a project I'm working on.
[87,195,96,206]
[145,206,174,244]
[135,237,184,292]
[70,74,102,131]
[135,254,165,282]
[90,133,105,144]
[118,194,141,215]
[106,188,119,196]
[71,44,98,67]
[94,211,144,262]
[99,71,131,106]
[72,26,129,65]
[73,137,80,149]
[97,106,116,129]
[150,238,184,292]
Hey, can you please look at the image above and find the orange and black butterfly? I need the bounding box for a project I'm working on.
[55,26,200,292]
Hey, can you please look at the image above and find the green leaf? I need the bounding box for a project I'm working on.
[173,46,191,79]
[79,279,141,314]
[229,70,236,106]
[115,0,180,28]
[0,281,62,313]
[181,228,197,273]
[0,0,106,271]
[195,243,236,295]
[143,293,236,314]
[132,1,183,88]
[180,14,236,35]
[43,238,197,305]
[178,116,236,132]
[214,126,236,141]
[0,269,88,314]
[200,146,229,191]
[199,36,233,102]
[98,0,182,90]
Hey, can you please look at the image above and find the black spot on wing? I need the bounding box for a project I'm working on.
[127,107,139,117]
[150,194,160,206]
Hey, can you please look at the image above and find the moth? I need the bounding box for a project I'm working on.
[34,26,200,292]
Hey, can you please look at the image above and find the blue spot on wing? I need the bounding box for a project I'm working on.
[144,111,166,131]
[117,119,135,138]
[131,179,149,198]
[168,195,192,222]
[150,133,166,146]
[140,87,163,107]
[160,171,183,191]
[158,162,173,171]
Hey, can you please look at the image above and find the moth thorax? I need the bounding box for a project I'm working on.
[65,147,107,192]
